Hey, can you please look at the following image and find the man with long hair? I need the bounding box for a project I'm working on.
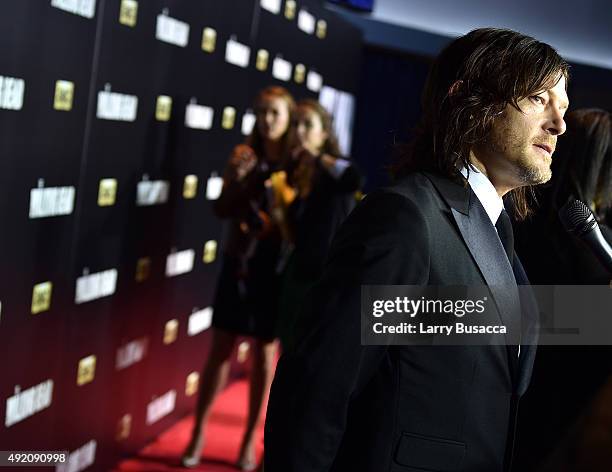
[265,28,569,472]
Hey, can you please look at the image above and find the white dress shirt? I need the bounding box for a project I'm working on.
[460,165,504,226]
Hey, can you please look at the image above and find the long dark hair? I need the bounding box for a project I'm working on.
[295,99,342,157]
[549,108,612,221]
[247,86,296,161]
[393,28,570,220]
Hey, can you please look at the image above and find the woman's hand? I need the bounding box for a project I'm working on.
[226,144,258,182]
[239,210,274,239]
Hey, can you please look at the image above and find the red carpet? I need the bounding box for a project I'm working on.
[115,379,265,471]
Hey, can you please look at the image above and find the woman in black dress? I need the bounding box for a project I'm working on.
[182,86,295,470]
[277,99,363,350]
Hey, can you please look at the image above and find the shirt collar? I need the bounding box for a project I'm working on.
[460,165,504,226]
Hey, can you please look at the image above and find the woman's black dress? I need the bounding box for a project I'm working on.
[211,160,283,341]
[277,158,363,349]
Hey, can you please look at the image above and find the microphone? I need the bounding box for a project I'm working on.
[558,199,612,275]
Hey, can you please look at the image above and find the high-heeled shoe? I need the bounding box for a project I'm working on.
[181,432,204,469]
[236,458,257,471]
[180,453,200,468]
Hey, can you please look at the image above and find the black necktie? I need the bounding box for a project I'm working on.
[496,208,522,358]
[495,209,514,265]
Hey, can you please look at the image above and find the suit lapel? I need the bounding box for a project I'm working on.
[450,204,522,339]
[425,173,522,376]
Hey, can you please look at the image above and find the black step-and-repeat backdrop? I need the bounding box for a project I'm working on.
[0,1,361,469]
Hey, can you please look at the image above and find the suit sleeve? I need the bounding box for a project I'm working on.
[264,191,430,472]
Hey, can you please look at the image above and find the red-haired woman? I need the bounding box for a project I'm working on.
[182,86,295,470]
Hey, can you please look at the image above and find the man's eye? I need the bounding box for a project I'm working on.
[531,96,545,105]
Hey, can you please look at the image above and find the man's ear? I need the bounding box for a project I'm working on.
[448,80,464,97]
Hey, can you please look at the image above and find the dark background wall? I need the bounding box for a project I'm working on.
[0,1,361,470]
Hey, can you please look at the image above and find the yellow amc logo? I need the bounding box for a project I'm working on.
[185,372,199,396]
[183,175,198,199]
[31,281,53,314]
[77,355,96,386]
[201,27,217,53]
[222,107,236,130]
[98,178,117,206]
[163,319,179,345]
[285,0,296,20]
[119,0,138,27]
[294,64,306,84]
[155,95,172,122]
[316,19,327,39]
[116,414,132,440]
[256,49,269,71]
[203,240,217,264]
[53,80,74,111]
[135,257,151,282]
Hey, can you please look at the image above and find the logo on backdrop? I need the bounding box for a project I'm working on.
[201,27,217,53]
[146,390,176,425]
[272,56,292,82]
[316,19,328,39]
[165,249,195,277]
[294,64,306,84]
[183,175,198,199]
[116,414,132,440]
[155,95,172,121]
[298,9,315,34]
[75,268,118,304]
[188,307,213,336]
[256,49,269,71]
[77,355,97,386]
[135,257,151,282]
[285,0,297,20]
[0,75,24,111]
[5,379,54,427]
[260,0,281,15]
[203,240,217,264]
[53,80,74,111]
[225,37,251,68]
[116,337,148,371]
[51,0,96,19]
[29,179,76,219]
[156,9,189,47]
[136,176,170,206]
[163,319,179,345]
[185,99,214,130]
[205,173,223,200]
[56,440,97,472]
[241,111,256,136]
[119,0,138,27]
[222,106,236,130]
[31,281,53,315]
[96,84,138,122]
[306,70,323,92]
[185,372,199,396]
[98,178,117,206]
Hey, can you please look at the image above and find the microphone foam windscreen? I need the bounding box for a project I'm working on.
[559,199,596,236]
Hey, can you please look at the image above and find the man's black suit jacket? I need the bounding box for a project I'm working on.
[265,172,538,472]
